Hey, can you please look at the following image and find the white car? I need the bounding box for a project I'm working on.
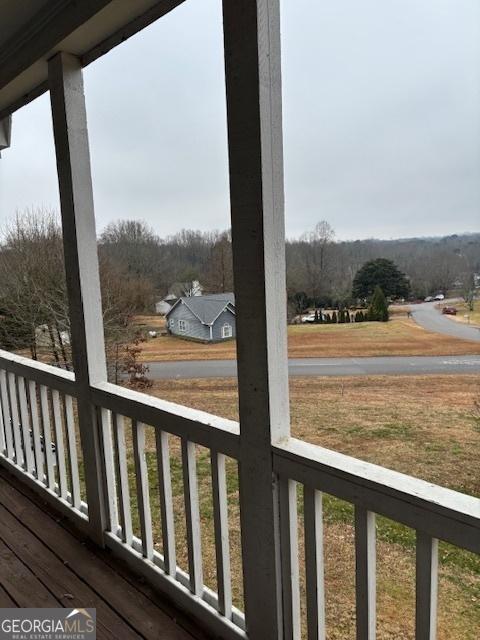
[424,296,434,302]
[434,294,445,301]
[301,313,316,323]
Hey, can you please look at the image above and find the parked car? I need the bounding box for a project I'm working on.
[434,293,445,301]
[424,296,434,302]
[442,306,457,315]
[301,313,316,323]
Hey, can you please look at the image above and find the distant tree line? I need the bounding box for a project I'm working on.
[0,210,478,366]
[97,218,479,310]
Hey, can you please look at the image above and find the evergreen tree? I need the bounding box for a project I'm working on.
[352,258,410,300]
[367,285,389,322]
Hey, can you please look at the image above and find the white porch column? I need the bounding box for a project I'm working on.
[223,1,290,637]
[48,52,108,545]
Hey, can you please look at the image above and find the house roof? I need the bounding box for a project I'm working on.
[200,292,235,304]
[167,293,235,326]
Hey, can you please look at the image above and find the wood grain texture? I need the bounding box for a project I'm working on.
[0,467,198,640]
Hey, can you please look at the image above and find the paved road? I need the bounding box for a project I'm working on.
[410,300,480,342]
[146,355,480,379]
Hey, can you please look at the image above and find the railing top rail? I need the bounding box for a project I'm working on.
[0,348,75,394]
[274,438,480,553]
[91,382,240,459]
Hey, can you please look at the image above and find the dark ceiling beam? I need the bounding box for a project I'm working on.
[0,0,186,121]
[81,0,186,67]
[0,0,113,92]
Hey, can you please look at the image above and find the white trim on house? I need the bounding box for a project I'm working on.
[209,303,236,326]
[222,323,233,339]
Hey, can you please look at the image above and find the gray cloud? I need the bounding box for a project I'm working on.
[0,0,479,240]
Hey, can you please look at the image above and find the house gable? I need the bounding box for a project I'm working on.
[167,300,210,341]
[211,307,236,341]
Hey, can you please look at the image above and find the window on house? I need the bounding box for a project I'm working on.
[179,319,188,333]
[168,319,175,329]
[222,323,232,338]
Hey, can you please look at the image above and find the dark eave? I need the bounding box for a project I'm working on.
[0,0,185,121]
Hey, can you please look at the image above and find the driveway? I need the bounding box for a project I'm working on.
[410,300,480,342]
[145,355,480,379]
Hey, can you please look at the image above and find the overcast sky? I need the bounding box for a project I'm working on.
[0,0,479,240]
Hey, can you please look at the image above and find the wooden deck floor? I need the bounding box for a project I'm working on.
[0,467,209,640]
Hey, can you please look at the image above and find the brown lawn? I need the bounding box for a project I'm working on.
[132,315,167,330]
[135,316,480,362]
[148,374,480,492]
[128,374,480,639]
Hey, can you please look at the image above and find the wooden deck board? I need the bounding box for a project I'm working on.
[0,504,140,640]
[0,467,201,640]
[0,583,16,607]
[0,538,60,608]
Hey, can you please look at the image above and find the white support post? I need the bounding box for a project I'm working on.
[416,532,438,640]
[279,478,301,640]
[211,450,232,618]
[113,414,133,545]
[156,430,176,576]
[355,507,376,640]
[304,487,326,640]
[223,1,290,637]
[48,52,109,545]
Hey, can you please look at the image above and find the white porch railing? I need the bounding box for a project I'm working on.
[0,350,87,529]
[91,381,245,639]
[274,439,480,640]
[1,348,479,639]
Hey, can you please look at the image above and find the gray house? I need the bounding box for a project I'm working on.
[166,293,235,342]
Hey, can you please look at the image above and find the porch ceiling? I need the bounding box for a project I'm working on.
[0,0,185,121]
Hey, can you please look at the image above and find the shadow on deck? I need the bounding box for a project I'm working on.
[0,467,209,640]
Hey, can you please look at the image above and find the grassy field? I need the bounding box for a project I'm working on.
[134,316,480,362]
[118,374,480,639]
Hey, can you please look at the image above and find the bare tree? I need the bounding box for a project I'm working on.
[99,219,165,290]
[204,231,233,293]
[0,210,154,377]
[0,209,69,362]
[299,220,335,303]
